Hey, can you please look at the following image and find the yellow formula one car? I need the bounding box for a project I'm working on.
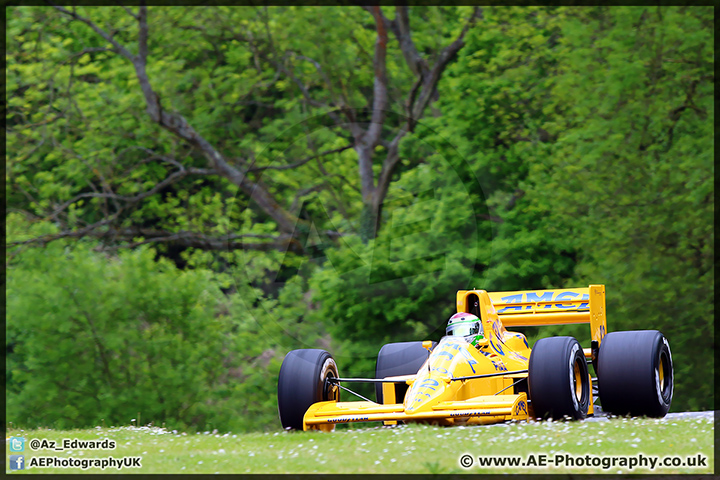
[277,285,674,431]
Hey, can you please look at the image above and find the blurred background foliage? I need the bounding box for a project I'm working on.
[6,5,713,431]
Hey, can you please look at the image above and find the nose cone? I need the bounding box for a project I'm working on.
[404,373,449,414]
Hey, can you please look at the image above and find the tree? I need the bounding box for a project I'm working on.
[6,6,713,429]
[433,5,713,411]
[531,6,714,411]
[8,5,480,256]
[289,6,482,241]
[7,215,240,430]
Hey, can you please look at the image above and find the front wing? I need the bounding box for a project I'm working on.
[303,393,529,431]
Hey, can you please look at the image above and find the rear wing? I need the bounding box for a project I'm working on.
[456,285,607,345]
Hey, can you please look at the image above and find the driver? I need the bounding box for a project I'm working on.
[445,312,484,347]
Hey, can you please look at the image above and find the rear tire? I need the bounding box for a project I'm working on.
[529,336,590,420]
[277,349,339,430]
[375,341,435,403]
[597,330,673,417]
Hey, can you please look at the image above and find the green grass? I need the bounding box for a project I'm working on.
[6,415,714,474]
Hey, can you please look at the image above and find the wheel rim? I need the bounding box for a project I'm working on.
[659,357,665,390]
[573,359,583,402]
[658,350,672,402]
[321,358,340,401]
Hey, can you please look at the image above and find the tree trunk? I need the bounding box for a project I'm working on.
[359,202,378,244]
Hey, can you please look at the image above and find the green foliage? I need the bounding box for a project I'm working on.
[437,6,713,410]
[5,6,713,432]
[6,215,284,432]
[308,147,493,383]
[530,7,713,411]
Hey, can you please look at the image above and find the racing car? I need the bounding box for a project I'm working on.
[277,285,673,430]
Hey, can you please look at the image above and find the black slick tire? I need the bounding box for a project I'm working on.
[597,330,673,417]
[277,349,339,430]
[375,341,435,403]
[529,336,590,420]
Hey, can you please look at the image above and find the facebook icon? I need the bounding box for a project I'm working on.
[9,455,25,470]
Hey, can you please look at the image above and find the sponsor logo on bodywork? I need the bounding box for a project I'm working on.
[515,400,528,415]
[497,291,590,313]
[491,360,507,372]
[327,415,369,423]
[450,410,493,417]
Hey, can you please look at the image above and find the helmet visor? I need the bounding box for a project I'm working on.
[446,320,481,338]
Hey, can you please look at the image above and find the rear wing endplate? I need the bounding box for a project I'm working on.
[456,285,607,344]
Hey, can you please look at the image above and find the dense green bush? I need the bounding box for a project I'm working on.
[6,216,283,432]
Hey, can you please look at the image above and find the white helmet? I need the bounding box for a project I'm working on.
[446,312,484,346]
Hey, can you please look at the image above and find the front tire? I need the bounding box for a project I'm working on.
[529,336,590,420]
[277,349,339,430]
[597,330,673,417]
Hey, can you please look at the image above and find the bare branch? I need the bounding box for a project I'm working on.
[260,6,328,113]
[406,71,424,131]
[352,6,391,203]
[277,52,362,139]
[47,161,214,221]
[411,7,480,120]
[248,144,352,172]
[311,159,355,222]
[98,230,295,252]
[51,4,135,60]
[60,47,112,65]
[477,214,505,223]
[256,8,363,139]
[6,208,43,221]
[117,3,139,21]
[137,4,148,62]
[51,5,299,234]
[8,227,296,252]
[260,5,279,63]
[368,6,433,99]
[362,6,389,149]
[9,215,121,248]
[292,53,335,98]
[290,184,325,212]
[117,147,186,172]
[82,153,121,214]
[373,7,481,231]
[374,127,407,212]
[394,6,431,79]
[279,58,328,109]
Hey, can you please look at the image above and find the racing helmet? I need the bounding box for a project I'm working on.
[446,312,484,346]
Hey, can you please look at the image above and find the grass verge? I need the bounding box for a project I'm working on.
[6,413,714,474]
